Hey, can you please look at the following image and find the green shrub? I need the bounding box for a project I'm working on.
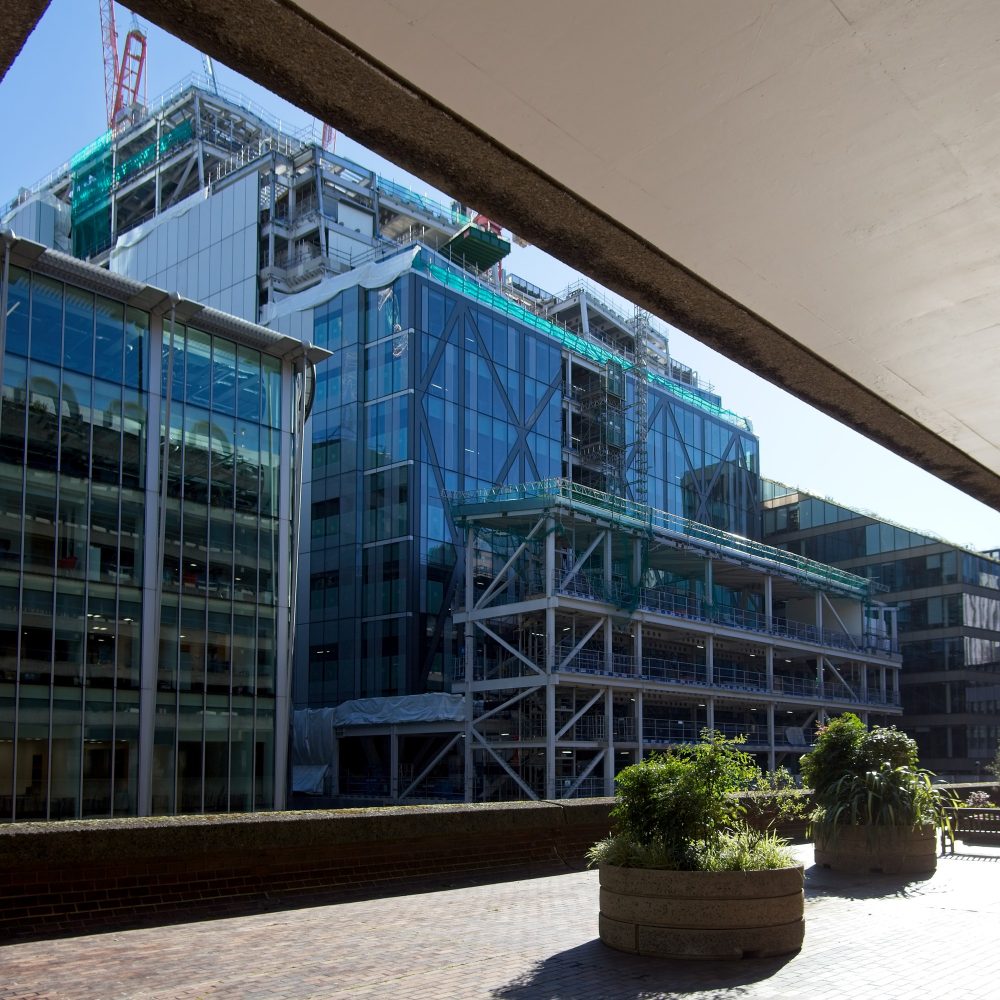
[589,730,796,872]
[802,714,950,832]
[799,713,865,797]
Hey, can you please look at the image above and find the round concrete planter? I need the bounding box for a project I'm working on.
[598,864,805,960]
[813,824,937,875]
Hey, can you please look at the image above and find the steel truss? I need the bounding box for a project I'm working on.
[453,493,903,800]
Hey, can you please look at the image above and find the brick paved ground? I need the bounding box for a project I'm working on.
[2,842,999,999]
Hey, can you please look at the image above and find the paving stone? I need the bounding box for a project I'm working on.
[1,844,999,998]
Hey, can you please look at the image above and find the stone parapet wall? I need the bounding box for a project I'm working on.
[0,799,613,941]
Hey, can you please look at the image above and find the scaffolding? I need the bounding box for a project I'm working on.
[445,479,902,801]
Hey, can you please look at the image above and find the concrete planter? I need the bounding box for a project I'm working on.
[598,864,805,960]
[814,824,937,875]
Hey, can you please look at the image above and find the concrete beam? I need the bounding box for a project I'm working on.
[4,1,998,507]
[0,0,48,86]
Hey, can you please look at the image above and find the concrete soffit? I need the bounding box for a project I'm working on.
[6,1,1000,509]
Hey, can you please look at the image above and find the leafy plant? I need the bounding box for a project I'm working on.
[821,765,942,828]
[802,714,950,833]
[588,730,796,872]
[799,712,865,797]
[964,790,995,808]
[743,766,809,828]
[988,743,1000,779]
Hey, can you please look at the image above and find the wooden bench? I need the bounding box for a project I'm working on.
[941,807,1000,854]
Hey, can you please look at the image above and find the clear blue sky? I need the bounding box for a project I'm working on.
[5,1,1000,551]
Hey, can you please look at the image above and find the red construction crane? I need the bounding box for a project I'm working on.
[99,1,147,129]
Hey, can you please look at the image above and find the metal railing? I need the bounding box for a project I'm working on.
[450,478,876,602]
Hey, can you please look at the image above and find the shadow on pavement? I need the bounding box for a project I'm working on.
[491,938,796,1000]
[802,862,933,900]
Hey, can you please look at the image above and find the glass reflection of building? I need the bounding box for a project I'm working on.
[0,234,320,821]
[763,482,1000,777]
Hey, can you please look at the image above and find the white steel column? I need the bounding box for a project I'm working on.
[137,306,167,816]
[766,646,774,692]
[764,574,773,624]
[706,697,715,732]
[815,591,823,633]
[545,516,557,798]
[767,704,776,771]
[635,690,644,763]
[604,688,614,794]
[273,357,299,812]
[390,728,399,800]
[705,635,714,686]
[463,526,475,801]
[634,620,643,678]
[892,667,900,705]
[704,557,713,610]
[603,530,613,589]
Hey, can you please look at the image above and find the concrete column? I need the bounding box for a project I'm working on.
[705,635,714,686]
[764,574,773,624]
[766,646,774,692]
[860,666,869,703]
[704,557,713,611]
[815,591,823,634]
[604,530,613,590]
[706,697,715,732]
[892,668,900,705]
[880,667,887,702]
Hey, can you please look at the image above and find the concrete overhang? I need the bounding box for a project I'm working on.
[6,1,1000,507]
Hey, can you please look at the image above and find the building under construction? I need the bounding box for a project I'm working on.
[3,78,902,813]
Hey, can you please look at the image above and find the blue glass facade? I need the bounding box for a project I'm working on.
[300,258,761,711]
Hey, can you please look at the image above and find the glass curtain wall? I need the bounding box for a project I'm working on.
[301,266,763,712]
[1,266,147,820]
[154,322,281,814]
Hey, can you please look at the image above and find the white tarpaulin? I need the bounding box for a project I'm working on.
[292,693,465,765]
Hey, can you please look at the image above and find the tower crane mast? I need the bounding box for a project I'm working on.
[99,2,148,130]
[99,0,119,127]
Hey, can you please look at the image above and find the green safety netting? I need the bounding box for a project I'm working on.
[114,120,194,188]
[448,478,871,598]
[412,253,752,432]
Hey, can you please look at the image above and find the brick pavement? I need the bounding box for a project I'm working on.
[2,843,999,999]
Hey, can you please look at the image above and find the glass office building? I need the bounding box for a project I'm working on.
[0,234,321,820]
[763,481,1000,777]
[287,248,762,713]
